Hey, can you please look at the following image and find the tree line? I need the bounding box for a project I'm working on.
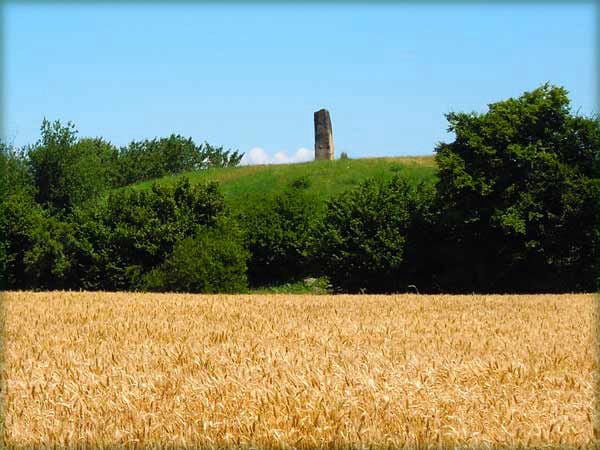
[1,83,599,293]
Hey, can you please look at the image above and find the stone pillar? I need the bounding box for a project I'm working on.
[314,109,334,160]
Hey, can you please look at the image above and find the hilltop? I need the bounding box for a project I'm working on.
[126,155,437,211]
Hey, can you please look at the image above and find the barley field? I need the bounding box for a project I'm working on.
[1,292,598,449]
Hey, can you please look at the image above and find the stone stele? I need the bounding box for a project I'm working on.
[314,109,334,160]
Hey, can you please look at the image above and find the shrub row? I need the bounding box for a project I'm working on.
[1,177,247,292]
[1,83,599,293]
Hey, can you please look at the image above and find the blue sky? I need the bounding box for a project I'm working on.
[3,3,596,163]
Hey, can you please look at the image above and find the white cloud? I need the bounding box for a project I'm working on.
[243,147,270,165]
[293,147,312,162]
[241,147,313,166]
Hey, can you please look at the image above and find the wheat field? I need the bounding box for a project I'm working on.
[1,292,597,449]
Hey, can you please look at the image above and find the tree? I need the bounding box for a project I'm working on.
[435,83,600,292]
[72,177,227,290]
[27,119,117,213]
[115,135,244,186]
[1,142,37,289]
[1,141,33,199]
[1,192,79,290]
[142,219,249,293]
[27,119,78,210]
[242,177,321,286]
[73,137,120,190]
[316,175,431,293]
[200,141,243,169]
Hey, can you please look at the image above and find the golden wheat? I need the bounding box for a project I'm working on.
[1,292,597,449]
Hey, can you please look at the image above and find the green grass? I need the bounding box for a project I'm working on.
[127,156,437,211]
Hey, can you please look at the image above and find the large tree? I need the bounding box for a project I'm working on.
[434,83,600,292]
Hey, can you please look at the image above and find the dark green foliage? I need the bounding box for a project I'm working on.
[142,219,249,293]
[27,120,118,213]
[434,83,600,292]
[316,175,433,293]
[1,144,38,289]
[72,177,227,291]
[1,192,80,290]
[74,137,120,192]
[1,193,37,289]
[1,176,238,291]
[0,142,34,199]
[27,119,78,210]
[115,135,243,187]
[242,177,321,286]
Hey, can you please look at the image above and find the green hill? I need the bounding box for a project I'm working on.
[127,156,437,211]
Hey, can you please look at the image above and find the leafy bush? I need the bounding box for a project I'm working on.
[73,137,120,191]
[142,219,249,293]
[242,177,321,286]
[1,142,34,199]
[434,83,600,292]
[316,175,432,293]
[0,192,81,290]
[73,177,227,290]
[1,144,36,289]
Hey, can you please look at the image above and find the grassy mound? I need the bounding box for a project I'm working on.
[127,156,437,210]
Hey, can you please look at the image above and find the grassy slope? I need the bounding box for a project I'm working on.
[129,156,437,211]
